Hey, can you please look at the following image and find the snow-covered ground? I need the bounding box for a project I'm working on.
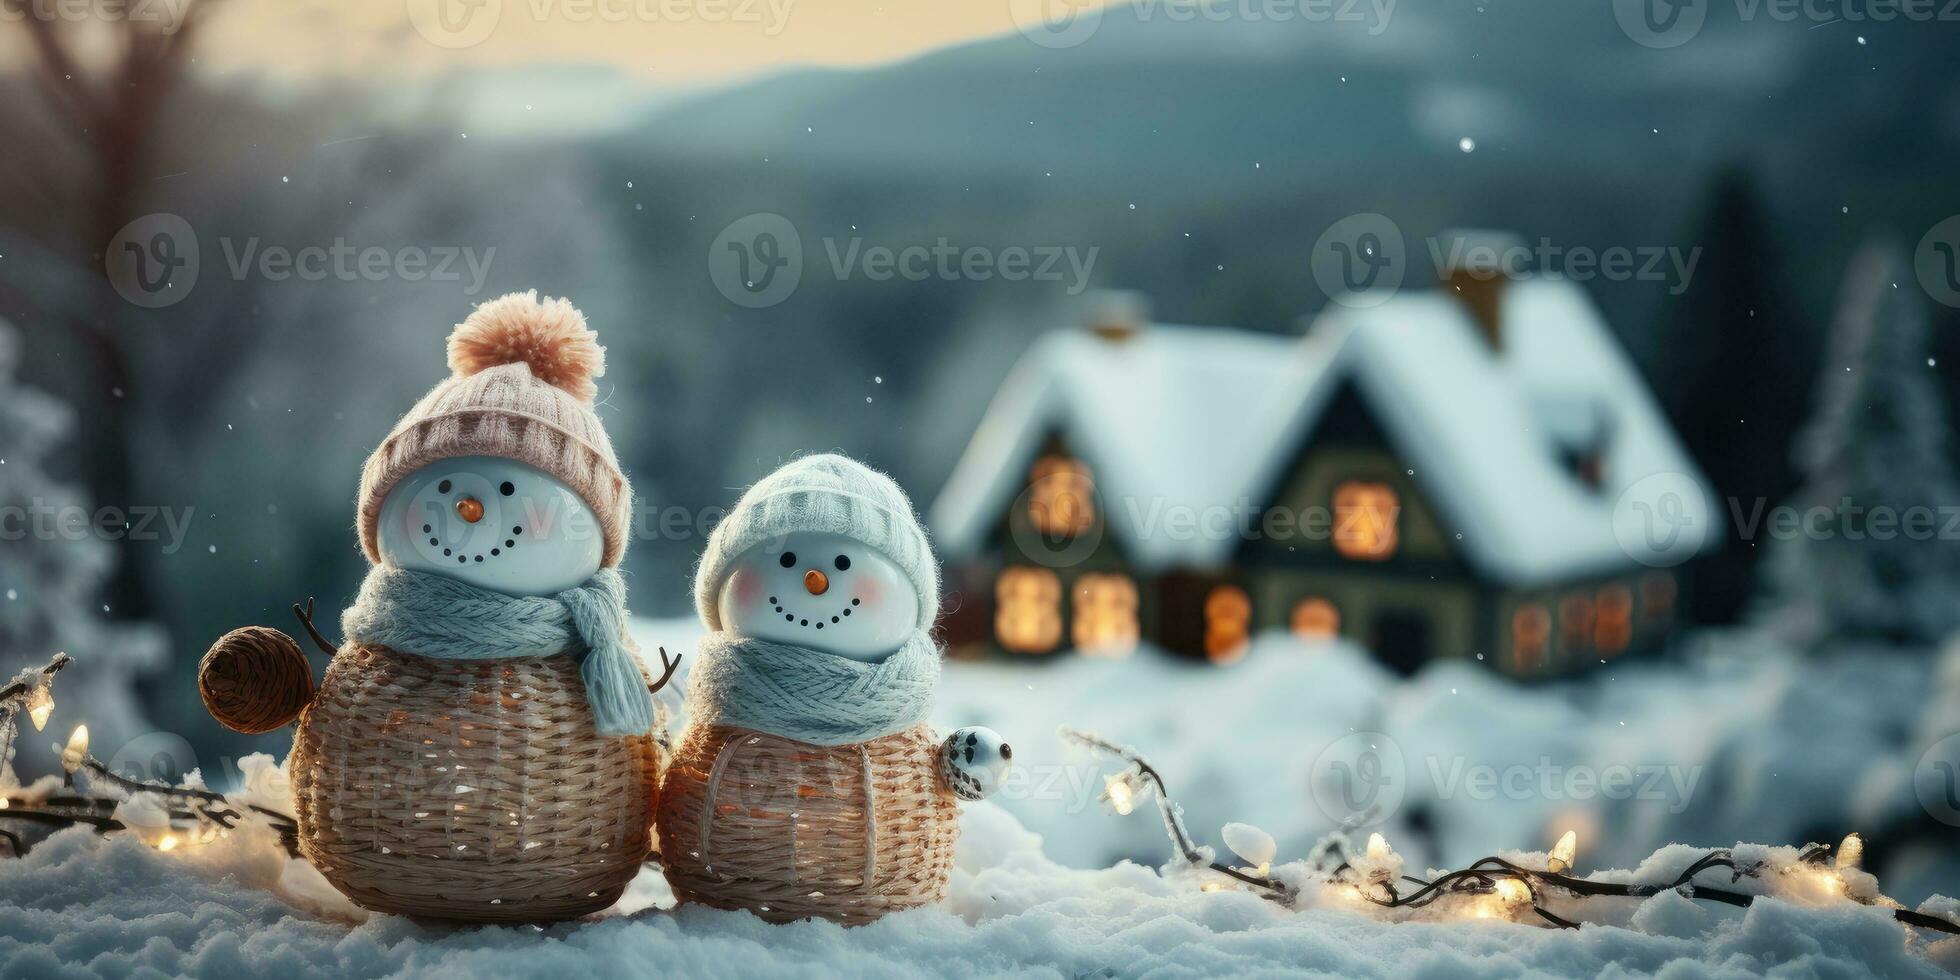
[3,797,1957,978]
[3,623,1957,978]
[643,618,1960,906]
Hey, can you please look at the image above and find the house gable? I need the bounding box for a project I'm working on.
[1240,382,1465,575]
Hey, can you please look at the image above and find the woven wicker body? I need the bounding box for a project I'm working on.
[656,723,958,925]
[290,643,661,922]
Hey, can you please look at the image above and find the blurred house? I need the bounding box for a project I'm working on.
[930,247,1720,674]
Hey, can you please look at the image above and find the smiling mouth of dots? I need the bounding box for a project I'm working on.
[425,479,523,565]
[772,595,861,630]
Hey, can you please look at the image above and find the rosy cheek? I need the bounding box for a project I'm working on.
[854,575,885,607]
[731,568,762,607]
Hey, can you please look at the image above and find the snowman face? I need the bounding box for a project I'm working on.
[717,531,918,662]
[377,456,602,597]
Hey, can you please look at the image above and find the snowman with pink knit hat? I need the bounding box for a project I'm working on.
[199,291,668,923]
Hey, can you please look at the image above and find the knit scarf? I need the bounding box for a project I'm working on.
[685,631,939,746]
[340,566,654,737]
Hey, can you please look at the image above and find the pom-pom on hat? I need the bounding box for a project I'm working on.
[694,453,940,633]
[357,291,633,568]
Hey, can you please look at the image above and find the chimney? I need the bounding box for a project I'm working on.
[1438,229,1524,350]
[1081,290,1150,343]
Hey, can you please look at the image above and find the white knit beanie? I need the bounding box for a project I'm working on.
[695,454,939,632]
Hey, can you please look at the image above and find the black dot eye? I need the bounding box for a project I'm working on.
[834,555,851,571]
[779,552,797,568]
[437,479,452,494]
[499,481,515,497]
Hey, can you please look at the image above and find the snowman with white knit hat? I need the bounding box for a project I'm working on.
[657,453,1011,924]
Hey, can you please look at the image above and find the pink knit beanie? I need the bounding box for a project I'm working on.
[356,291,632,568]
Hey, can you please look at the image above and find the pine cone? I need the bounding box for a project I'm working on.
[199,626,317,734]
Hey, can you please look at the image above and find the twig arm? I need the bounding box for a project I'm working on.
[648,647,682,695]
[290,598,338,656]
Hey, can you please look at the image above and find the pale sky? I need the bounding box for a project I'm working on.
[2,0,1115,86]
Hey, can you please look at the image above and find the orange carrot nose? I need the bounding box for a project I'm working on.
[803,569,829,596]
[456,497,485,523]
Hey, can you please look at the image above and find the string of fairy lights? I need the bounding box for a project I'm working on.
[0,652,298,858]
[1059,727,1960,939]
[6,650,1957,946]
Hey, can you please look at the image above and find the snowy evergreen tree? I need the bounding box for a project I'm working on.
[1764,243,1960,648]
[0,320,164,777]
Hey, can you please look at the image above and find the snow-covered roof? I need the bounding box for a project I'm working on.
[930,279,1721,586]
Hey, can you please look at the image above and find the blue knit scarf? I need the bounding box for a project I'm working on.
[340,566,654,737]
[685,631,939,746]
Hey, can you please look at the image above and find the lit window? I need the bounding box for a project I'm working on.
[1290,597,1340,640]
[1512,604,1551,671]
[1333,481,1400,561]
[1593,585,1633,656]
[996,567,1062,654]
[1028,456,1095,538]
[1558,594,1594,653]
[1072,573,1138,656]
[1640,572,1677,623]
[1204,585,1252,663]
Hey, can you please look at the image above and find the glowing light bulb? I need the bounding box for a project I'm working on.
[1494,878,1532,903]
[1836,833,1862,871]
[1548,830,1577,872]
[1366,832,1390,862]
[61,725,89,774]
[1102,773,1137,816]
[25,686,53,732]
[157,834,179,852]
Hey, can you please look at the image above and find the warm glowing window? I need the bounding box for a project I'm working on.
[1291,597,1340,640]
[1593,585,1633,656]
[1558,594,1594,653]
[1028,455,1095,538]
[996,567,1062,654]
[1333,481,1400,561]
[1512,604,1551,671]
[1072,573,1138,656]
[1203,585,1252,663]
[1640,572,1677,623]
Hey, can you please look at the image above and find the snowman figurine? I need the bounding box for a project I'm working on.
[197,291,667,922]
[657,454,1010,924]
